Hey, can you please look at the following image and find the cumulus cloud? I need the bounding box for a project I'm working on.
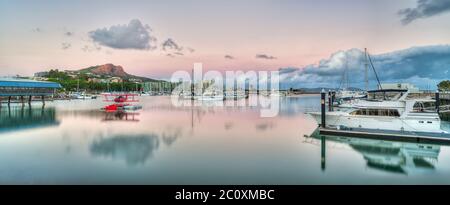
[88,19,156,50]
[279,67,298,74]
[161,38,196,57]
[32,28,41,32]
[256,54,277,60]
[224,55,235,60]
[280,45,450,89]
[64,31,74,36]
[162,38,183,51]
[398,0,450,25]
[186,47,195,53]
[61,42,71,50]
[81,43,101,52]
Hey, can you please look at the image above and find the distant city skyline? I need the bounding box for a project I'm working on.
[1,0,450,89]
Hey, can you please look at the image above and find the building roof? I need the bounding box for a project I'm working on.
[367,89,408,93]
[0,78,61,88]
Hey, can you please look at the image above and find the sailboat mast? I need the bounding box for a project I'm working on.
[364,48,368,91]
[345,53,349,89]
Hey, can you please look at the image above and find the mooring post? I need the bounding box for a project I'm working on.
[191,83,194,101]
[28,95,32,106]
[436,90,440,113]
[8,96,11,107]
[41,95,45,107]
[331,91,335,111]
[321,135,326,171]
[321,89,326,128]
[233,80,237,101]
[328,91,332,112]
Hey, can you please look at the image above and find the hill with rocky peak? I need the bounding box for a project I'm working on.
[78,64,158,82]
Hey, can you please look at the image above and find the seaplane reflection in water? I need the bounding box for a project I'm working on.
[305,134,441,174]
[103,111,140,122]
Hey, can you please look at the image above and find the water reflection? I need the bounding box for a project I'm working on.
[1,96,450,184]
[0,106,59,133]
[255,122,276,131]
[90,134,159,166]
[103,111,140,122]
[161,127,183,146]
[224,122,234,130]
[279,95,320,116]
[311,134,441,174]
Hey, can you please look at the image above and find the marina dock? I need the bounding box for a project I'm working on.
[317,127,450,144]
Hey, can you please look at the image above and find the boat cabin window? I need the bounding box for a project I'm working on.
[350,109,400,117]
[412,101,436,112]
[368,92,404,101]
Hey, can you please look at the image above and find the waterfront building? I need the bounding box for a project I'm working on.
[0,78,61,105]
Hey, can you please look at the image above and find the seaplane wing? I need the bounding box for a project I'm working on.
[102,93,139,102]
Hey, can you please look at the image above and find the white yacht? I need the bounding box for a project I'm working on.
[335,89,366,102]
[308,89,447,134]
[70,92,97,100]
[224,90,248,100]
[199,90,224,101]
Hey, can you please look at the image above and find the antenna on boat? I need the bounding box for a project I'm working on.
[364,48,368,91]
[366,50,383,90]
[337,52,349,90]
[345,52,349,89]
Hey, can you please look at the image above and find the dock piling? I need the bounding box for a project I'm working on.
[28,95,32,106]
[436,90,440,113]
[328,91,332,112]
[321,89,326,128]
[321,135,326,171]
[331,91,335,111]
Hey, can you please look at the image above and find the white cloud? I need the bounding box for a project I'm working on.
[256,54,277,60]
[61,42,71,50]
[399,0,450,25]
[280,45,450,89]
[89,19,156,50]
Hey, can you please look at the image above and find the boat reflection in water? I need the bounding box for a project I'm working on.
[310,134,441,174]
[0,106,59,133]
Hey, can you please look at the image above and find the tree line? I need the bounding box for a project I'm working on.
[46,69,143,92]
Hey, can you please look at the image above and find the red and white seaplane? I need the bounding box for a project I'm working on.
[101,93,143,112]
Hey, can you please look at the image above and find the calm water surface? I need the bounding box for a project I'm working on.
[1,95,450,185]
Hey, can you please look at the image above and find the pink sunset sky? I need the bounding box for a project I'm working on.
[1,0,450,80]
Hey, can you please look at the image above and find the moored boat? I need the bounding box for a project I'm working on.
[308,90,447,134]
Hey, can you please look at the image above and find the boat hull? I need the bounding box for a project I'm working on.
[308,112,445,134]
